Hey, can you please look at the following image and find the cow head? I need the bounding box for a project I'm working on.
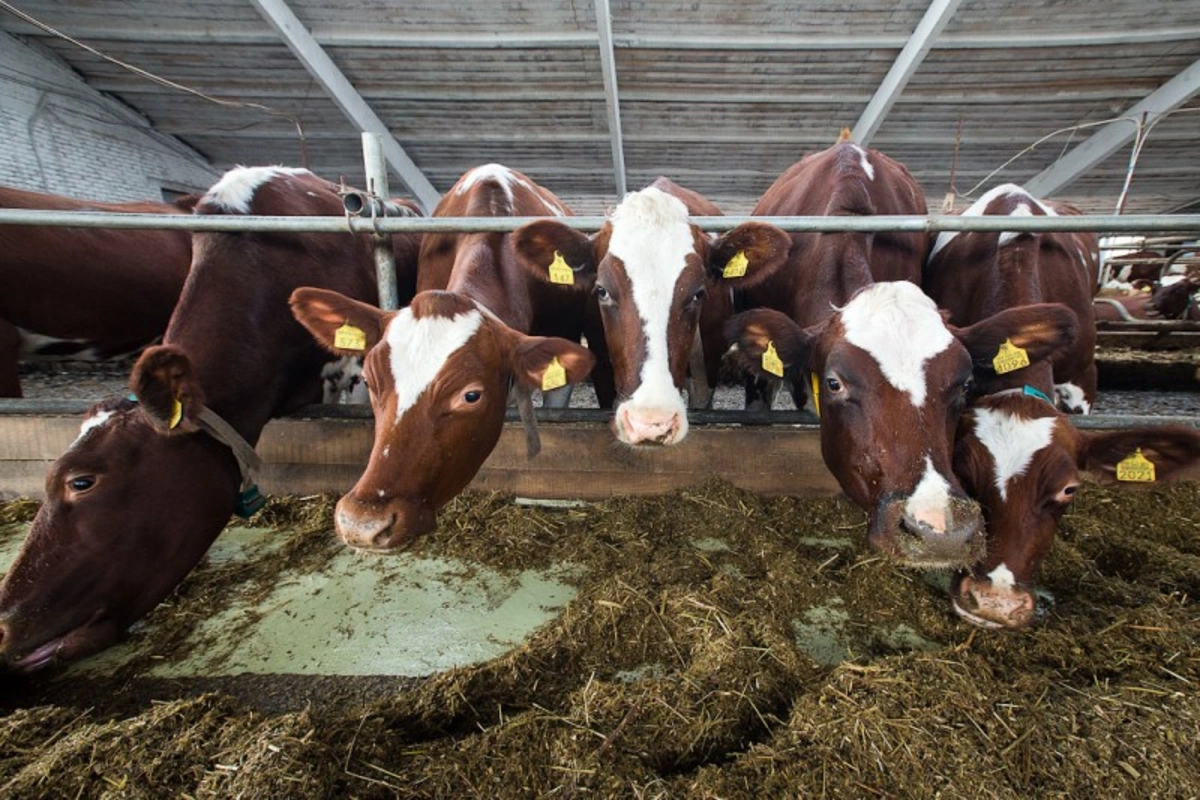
[0,347,240,672]
[953,393,1200,628]
[513,188,790,445]
[724,281,1079,568]
[290,288,595,550]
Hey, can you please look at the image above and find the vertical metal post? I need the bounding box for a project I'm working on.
[362,132,399,310]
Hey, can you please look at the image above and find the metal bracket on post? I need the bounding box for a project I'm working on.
[359,132,398,311]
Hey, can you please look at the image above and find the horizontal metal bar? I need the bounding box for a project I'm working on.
[2,209,1200,235]
[1,400,1195,431]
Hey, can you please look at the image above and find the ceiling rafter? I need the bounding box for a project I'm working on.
[593,0,626,197]
[247,0,441,211]
[1025,57,1200,197]
[851,0,963,146]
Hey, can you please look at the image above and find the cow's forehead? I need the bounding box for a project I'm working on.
[607,188,696,304]
[838,282,955,407]
[971,405,1059,501]
[71,409,116,448]
[384,306,484,420]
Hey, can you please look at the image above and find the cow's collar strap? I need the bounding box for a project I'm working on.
[1021,385,1055,406]
[126,395,266,518]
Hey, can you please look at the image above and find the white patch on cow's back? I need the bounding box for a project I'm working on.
[1159,274,1187,287]
[904,456,952,531]
[453,163,565,216]
[606,187,694,419]
[987,562,1016,588]
[839,282,954,407]
[930,183,1056,260]
[385,306,483,421]
[73,410,115,447]
[851,144,875,181]
[1054,382,1091,414]
[971,405,1057,501]
[203,166,313,213]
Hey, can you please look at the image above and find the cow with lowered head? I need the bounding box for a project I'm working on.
[511,177,791,445]
[924,183,1200,628]
[291,164,595,552]
[0,166,422,672]
[722,140,1079,570]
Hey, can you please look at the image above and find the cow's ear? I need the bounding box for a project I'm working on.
[955,303,1079,375]
[723,308,815,380]
[289,287,387,356]
[130,345,205,434]
[511,219,598,290]
[1078,425,1200,484]
[708,222,792,288]
[510,335,596,391]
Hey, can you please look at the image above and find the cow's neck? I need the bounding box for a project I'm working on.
[986,236,1046,313]
[445,236,533,332]
[799,234,876,325]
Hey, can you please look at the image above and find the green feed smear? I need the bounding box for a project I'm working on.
[0,480,1197,798]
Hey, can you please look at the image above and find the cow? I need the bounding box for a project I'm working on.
[721,141,1079,569]
[923,183,1100,414]
[0,185,195,397]
[951,393,1200,629]
[922,185,1200,627]
[290,164,595,552]
[1147,275,1200,320]
[510,177,791,444]
[0,166,422,672]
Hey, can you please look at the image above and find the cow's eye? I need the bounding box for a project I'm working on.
[464,390,482,404]
[689,286,707,305]
[596,285,613,303]
[68,476,96,493]
[825,377,843,393]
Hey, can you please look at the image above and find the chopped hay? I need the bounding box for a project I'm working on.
[1,480,1197,797]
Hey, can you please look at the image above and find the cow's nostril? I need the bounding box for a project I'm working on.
[371,529,392,549]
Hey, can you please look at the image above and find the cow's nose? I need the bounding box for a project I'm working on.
[618,406,683,445]
[893,496,984,567]
[334,497,395,550]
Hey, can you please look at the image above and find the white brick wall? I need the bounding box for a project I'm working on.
[0,30,218,202]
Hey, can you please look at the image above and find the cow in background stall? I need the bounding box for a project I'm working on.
[510,176,791,445]
[721,140,1079,569]
[924,183,1200,628]
[0,185,196,397]
[924,183,1100,414]
[290,164,594,552]
[0,166,422,672]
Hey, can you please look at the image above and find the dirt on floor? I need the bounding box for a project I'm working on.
[0,479,1197,799]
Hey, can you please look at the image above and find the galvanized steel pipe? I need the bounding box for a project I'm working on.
[2,209,1200,235]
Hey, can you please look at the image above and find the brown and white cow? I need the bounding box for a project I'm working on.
[0,185,196,397]
[924,184,1200,627]
[511,177,790,444]
[0,166,422,672]
[291,164,595,551]
[952,394,1200,629]
[722,141,1079,568]
[924,183,1100,414]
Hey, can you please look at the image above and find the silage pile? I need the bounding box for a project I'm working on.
[0,480,1197,798]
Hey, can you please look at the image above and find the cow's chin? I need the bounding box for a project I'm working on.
[5,609,121,674]
[951,573,1038,630]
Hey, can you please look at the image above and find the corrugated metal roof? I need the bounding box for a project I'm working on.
[3,0,1198,215]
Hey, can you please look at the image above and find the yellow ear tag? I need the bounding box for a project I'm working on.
[334,321,367,351]
[809,372,821,417]
[1116,448,1156,483]
[722,250,749,279]
[992,338,1030,374]
[169,398,183,430]
[541,356,567,392]
[761,341,785,377]
[548,251,574,286]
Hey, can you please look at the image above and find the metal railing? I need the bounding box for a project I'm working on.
[2,208,1200,235]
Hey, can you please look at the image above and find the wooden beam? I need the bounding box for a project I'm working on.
[851,0,964,146]
[247,0,441,212]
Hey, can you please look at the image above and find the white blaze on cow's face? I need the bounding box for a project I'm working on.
[384,305,484,422]
[839,281,954,409]
[970,404,1058,501]
[604,187,699,446]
